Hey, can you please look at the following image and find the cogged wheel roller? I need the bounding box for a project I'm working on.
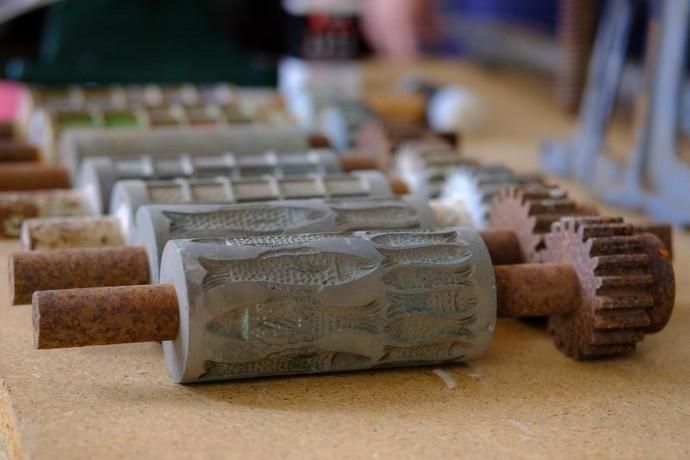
[441,165,543,229]
[542,217,675,359]
[489,185,592,262]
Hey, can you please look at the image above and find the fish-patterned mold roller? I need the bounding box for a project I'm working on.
[14,171,391,246]
[32,219,676,382]
[34,228,496,382]
[33,218,675,383]
[77,148,384,214]
[58,125,328,172]
[11,196,432,303]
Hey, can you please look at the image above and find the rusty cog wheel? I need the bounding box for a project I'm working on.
[488,185,594,263]
[542,217,675,359]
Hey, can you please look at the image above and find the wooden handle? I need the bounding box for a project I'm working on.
[33,284,179,349]
[11,246,150,305]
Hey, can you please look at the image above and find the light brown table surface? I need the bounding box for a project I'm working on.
[0,61,688,460]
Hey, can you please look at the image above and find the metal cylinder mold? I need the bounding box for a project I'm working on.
[59,125,321,172]
[78,150,343,214]
[12,196,433,300]
[18,172,395,250]
[110,171,394,240]
[155,228,497,382]
[0,190,92,238]
[135,196,434,282]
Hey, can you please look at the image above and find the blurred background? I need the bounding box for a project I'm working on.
[0,0,687,225]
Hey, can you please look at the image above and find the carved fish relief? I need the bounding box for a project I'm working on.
[200,347,370,379]
[384,313,477,344]
[190,233,344,248]
[385,287,479,318]
[382,264,475,290]
[205,299,382,345]
[379,244,473,267]
[378,341,471,363]
[199,247,379,291]
[368,230,460,248]
[163,205,329,238]
[332,205,420,230]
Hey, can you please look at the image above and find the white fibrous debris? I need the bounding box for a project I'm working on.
[441,168,487,229]
[432,368,457,389]
[429,198,473,227]
[427,86,487,134]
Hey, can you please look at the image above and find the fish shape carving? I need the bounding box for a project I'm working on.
[369,230,461,248]
[163,205,329,238]
[200,347,371,379]
[384,313,477,344]
[382,264,475,290]
[385,287,479,318]
[332,204,421,230]
[205,299,382,346]
[378,341,471,364]
[379,244,472,268]
[199,247,379,292]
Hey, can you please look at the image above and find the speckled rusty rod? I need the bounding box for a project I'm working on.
[32,262,580,349]
[0,163,70,191]
[494,264,580,317]
[0,141,41,162]
[33,285,179,349]
[10,247,150,305]
[479,230,525,265]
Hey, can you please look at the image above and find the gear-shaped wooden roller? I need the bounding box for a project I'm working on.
[488,185,673,263]
[488,184,593,263]
[540,217,674,359]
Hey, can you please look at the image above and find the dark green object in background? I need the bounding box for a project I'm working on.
[6,0,277,85]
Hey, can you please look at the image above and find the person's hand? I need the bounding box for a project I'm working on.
[361,0,440,59]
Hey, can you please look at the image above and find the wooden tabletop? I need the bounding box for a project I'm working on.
[0,61,688,459]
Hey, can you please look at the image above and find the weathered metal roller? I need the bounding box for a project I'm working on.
[58,125,328,172]
[31,222,674,383]
[10,195,430,303]
[77,148,389,214]
[11,170,391,245]
[30,102,296,163]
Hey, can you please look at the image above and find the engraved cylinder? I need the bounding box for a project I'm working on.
[135,196,434,282]
[110,171,394,240]
[158,228,496,383]
[60,125,320,174]
[77,149,343,213]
